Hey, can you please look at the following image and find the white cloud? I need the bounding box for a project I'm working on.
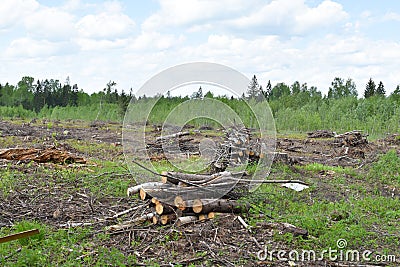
[0,0,39,29]
[383,12,400,22]
[142,0,254,31]
[24,7,76,40]
[5,37,63,58]
[76,3,135,39]
[74,37,130,51]
[229,0,348,35]
[294,0,348,33]
[129,31,185,51]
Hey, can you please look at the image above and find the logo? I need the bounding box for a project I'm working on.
[122,62,276,205]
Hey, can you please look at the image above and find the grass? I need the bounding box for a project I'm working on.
[298,162,357,176]
[367,149,400,186]
[0,221,137,266]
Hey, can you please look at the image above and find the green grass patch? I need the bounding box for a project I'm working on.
[298,163,357,176]
[0,221,136,266]
[368,150,400,186]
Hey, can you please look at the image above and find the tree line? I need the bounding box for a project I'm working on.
[245,75,399,101]
[0,75,399,137]
[0,77,133,114]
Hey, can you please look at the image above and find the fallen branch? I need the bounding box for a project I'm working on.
[0,229,40,244]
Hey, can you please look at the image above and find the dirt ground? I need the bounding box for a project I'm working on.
[0,119,399,266]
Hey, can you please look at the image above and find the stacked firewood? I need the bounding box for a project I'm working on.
[212,126,264,172]
[333,130,368,147]
[125,171,251,226]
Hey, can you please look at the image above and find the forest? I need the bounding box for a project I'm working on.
[1,75,400,138]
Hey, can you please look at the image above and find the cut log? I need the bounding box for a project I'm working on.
[198,214,208,221]
[198,212,222,221]
[138,184,178,200]
[176,216,198,226]
[192,199,250,214]
[207,212,221,219]
[151,197,159,205]
[160,213,177,225]
[127,182,166,196]
[155,202,175,215]
[174,195,194,211]
[152,214,160,225]
[139,188,148,200]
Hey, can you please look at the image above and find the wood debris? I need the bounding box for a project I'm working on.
[333,130,368,147]
[0,147,86,164]
[307,130,335,138]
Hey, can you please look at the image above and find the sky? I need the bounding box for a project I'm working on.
[1,0,400,96]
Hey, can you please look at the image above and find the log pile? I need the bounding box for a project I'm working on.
[120,170,252,228]
[211,126,263,172]
[118,167,306,230]
[333,130,368,147]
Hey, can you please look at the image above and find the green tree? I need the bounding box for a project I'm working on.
[15,76,35,110]
[33,80,45,112]
[376,81,385,96]
[246,75,262,100]
[269,82,290,100]
[262,80,272,100]
[291,81,301,94]
[390,85,400,101]
[104,81,117,103]
[204,91,214,98]
[328,77,357,99]
[364,78,376,98]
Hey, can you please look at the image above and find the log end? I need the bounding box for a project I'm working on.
[139,188,147,200]
[174,195,186,211]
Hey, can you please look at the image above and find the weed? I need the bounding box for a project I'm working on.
[368,150,400,186]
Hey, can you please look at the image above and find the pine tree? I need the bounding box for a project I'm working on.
[390,85,400,101]
[393,85,400,95]
[247,75,261,99]
[364,78,376,98]
[191,86,203,99]
[376,81,385,96]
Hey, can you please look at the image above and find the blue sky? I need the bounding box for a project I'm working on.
[1,0,399,95]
